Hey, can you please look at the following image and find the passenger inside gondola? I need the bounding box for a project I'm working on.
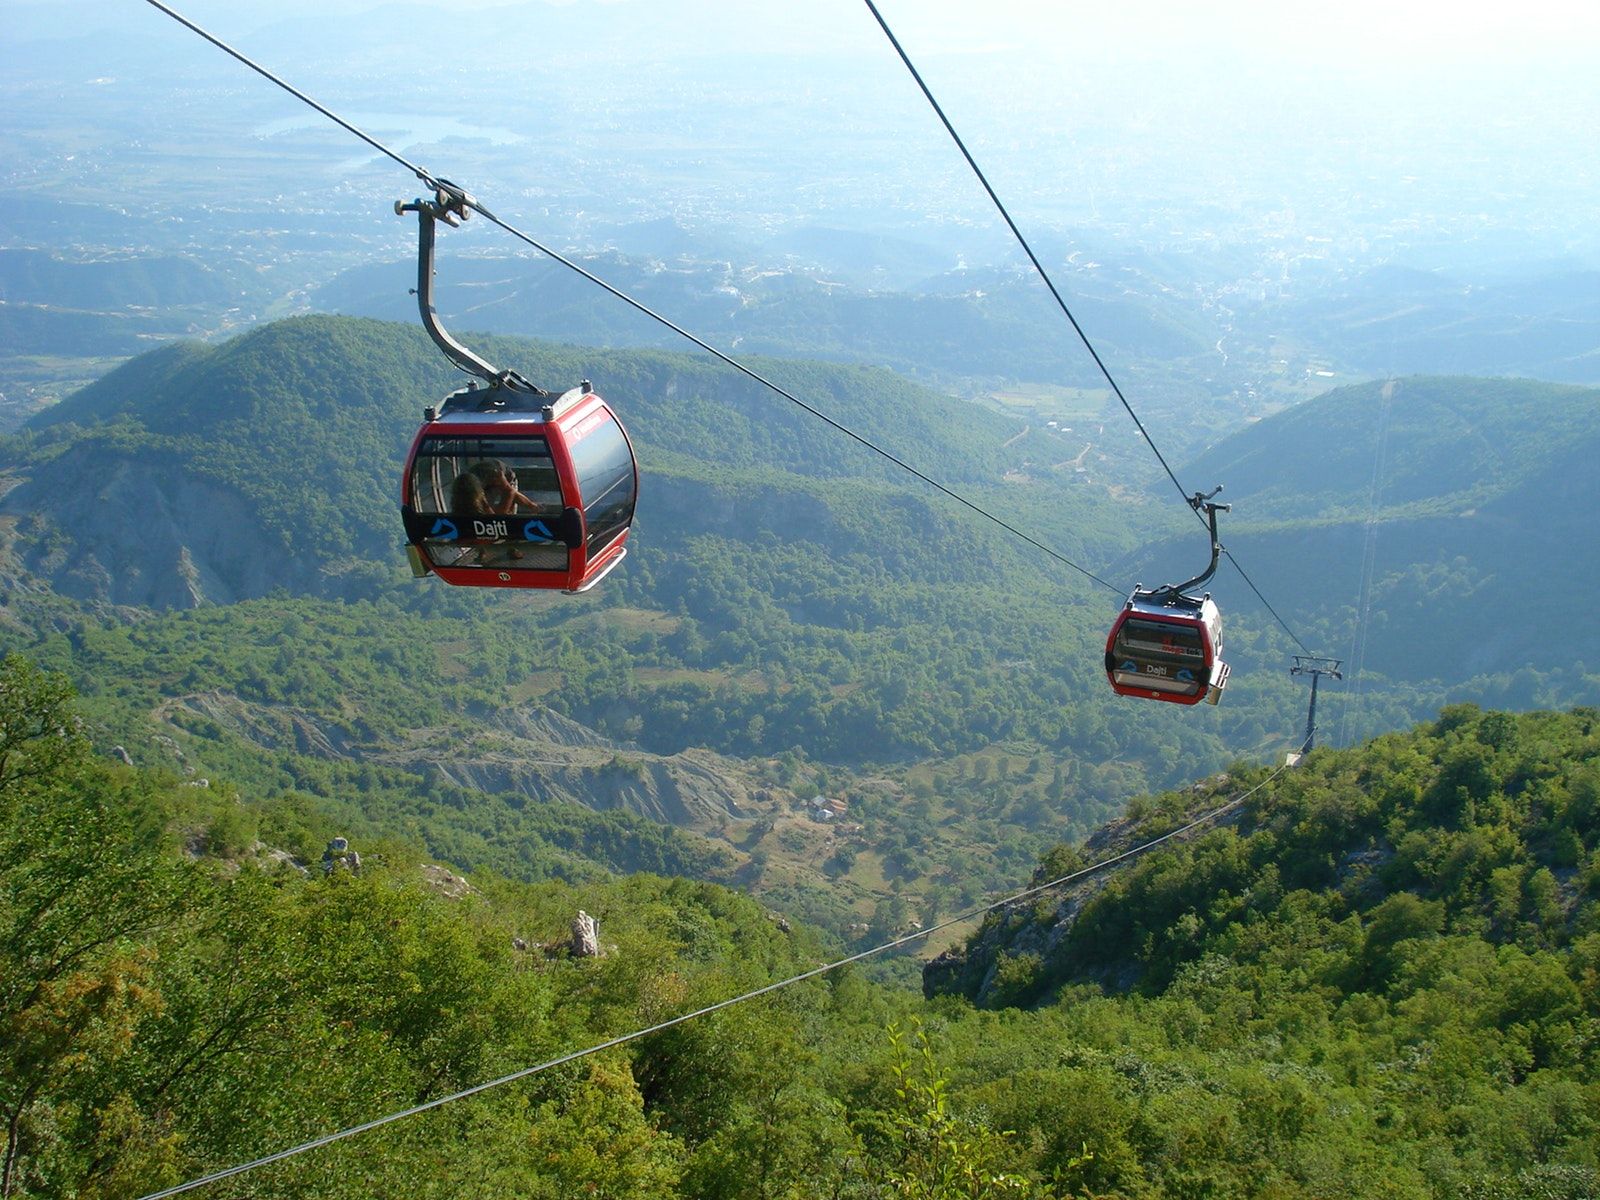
[469,459,537,514]
[409,439,570,572]
[450,469,491,515]
[409,437,564,519]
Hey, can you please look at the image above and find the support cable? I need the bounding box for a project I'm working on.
[140,0,1329,669]
[859,0,1189,506]
[1340,379,1395,747]
[111,20,1329,1198]
[861,0,1320,651]
[138,755,1295,1200]
[1222,550,1311,654]
[137,0,1122,597]
[462,194,1123,594]
[141,0,441,193]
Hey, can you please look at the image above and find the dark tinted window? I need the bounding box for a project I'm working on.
[410,434,568,572]
[1109,616,1205,697]
[410,435,562,516]
[1114,618,1205,662]
[568,414,636,554]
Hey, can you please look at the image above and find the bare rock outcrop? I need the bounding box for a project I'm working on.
[492,703,621,750]
[153,688,754,835]
[0,446,365,608]
[421,863,476,899]
[571,910,600,958]
[406,741,752,829]
[160,691,359,760]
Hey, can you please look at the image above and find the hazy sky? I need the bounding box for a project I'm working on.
[85,1,1600,143]
[30,0,1600,66]
[897,0,1600,61]
[61,0,1593,141]
[10,0,1599,264]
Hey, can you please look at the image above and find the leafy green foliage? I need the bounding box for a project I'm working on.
[1144,375,1600,745]
[10,321,1597,869]
[3,663,1598,1198]
[0,316,1298,943]
[927,705,1600,1197]
[863,1020,1044,1199]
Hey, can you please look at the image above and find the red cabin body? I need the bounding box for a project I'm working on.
[400,383,637,593]
[1104,591,1230,706]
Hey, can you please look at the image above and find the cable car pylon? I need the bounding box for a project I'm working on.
[1287,656,1343,765]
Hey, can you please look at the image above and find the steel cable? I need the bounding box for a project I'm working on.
[137,755,1295,1199]
[137,0,1124,597]
[861,0,1321,654]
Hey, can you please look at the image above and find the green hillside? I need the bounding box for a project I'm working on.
[4,316,1202,778]
[924,703,1600,1195]
[1183,375,1600,522]
[0,247,274,423]
[7,322,1600,949]
[1120,375,1600,743]
[5,659,1595,1199]
[0,317,1257,945]
[17,314,1120,571]
[0,247,254,310]
[310,251,1224,398]
[931,703,1600,1002]
[1257,265,1600,385]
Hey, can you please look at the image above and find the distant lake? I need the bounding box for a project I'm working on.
[253,113,523,147]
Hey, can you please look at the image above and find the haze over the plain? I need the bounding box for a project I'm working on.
[8,0,1597,273]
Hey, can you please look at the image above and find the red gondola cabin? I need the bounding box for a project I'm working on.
[1105,590,1230,706]
[394,184,637,593]
[401,381,637,593]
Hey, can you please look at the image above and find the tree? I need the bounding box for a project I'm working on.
[518,1058,682,1198]
[0,655,77,798]
[860,1022,1041,1199]
[0,658,189,1197]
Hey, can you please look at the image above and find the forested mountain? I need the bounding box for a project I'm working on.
[4,658,1595,1199]
[0,315,1236,941]
[1257,265,1600,384]
[1124,375,1600,743]
[6,4,1595,1193]
[310,250,1224,396]
[3,320,1599,948]
[1183,375,1600,523]
[929,703,1600,1006]
[0,247,258,311]
[11,312,1110,603]
[0,247,272,426]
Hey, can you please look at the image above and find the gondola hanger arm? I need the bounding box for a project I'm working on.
[1153,487,1228,601]
[395,184,541,394]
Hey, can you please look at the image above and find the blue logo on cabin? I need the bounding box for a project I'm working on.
[429,518,459,541]
[522,519,554,541]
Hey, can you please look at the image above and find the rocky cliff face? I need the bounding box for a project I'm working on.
[922,777,1247,1006]
[162,691,366,758]
[1,445,348,608]
[158,690,755,832]
[412,743,751,828]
